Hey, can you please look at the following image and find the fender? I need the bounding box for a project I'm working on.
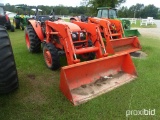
[56,21,81,32]
[28,19,44,41]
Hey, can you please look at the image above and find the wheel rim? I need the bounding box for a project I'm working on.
[25,33,30,49]
[44,49,52,67]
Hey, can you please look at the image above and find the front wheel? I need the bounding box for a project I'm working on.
[43,43,60,70]
[13,18,20,29]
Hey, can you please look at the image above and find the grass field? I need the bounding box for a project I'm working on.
[0,28,160,120]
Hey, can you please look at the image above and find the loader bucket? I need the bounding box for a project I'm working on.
[60,53,137,106]
[110,36,141,54]
[124,29,141,37]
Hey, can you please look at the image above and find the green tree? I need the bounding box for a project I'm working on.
[128,4,144,18]
[118,6,128,18]
[54,5,69,15]
[81,0,126,15]
[141,4,158,18]
[158,9,160,19]
[117,4,159,19]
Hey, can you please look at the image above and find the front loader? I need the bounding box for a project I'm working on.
[25,16,137,105]
[97,7,141,37]
[87,17,141,55]
[71,16,141,55]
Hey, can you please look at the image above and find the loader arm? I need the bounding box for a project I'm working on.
[88,17,115,54]
[45,20,111,65]
[45,20,81,65]
[72,21,108,58]
[88,17,123,39]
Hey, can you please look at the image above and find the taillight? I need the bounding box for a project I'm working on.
[5,15,9,21]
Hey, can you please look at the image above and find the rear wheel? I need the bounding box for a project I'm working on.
[25,25,41,53]
[10,25,15,32]
[0,26,18,94]
[13,18,20,29]
[6,20,14,32]
[20,23,24,30]
[43,43,60,70]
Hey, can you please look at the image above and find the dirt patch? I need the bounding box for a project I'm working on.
[114,45,133,52]
[71,71,125,96]
[130,51,147,59]
[27,74,36,80]
[137,28,160,39]
[23,91,47,105]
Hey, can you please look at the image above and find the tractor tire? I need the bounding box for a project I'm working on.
[20,23,24,30]
[0,26,18,94]
[43,43,60,70]
[10,25,15,32]
[25,25,41,53]
[5,18,10,29]
[13,19,20,29]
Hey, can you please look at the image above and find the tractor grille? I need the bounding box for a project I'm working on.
[0,16,6,26]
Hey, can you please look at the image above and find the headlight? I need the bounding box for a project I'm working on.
[72,33,77,38]
[80,32,86,40]
[72,32,78,41]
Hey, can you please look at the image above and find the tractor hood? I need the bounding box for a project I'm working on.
[56,21,81,32]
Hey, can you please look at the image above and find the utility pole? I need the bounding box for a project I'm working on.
[134,6,138,18]
[134,11,136,18]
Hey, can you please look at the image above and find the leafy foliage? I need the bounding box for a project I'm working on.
[84,0,126,15]
[4,4,88,16]
[118,4,159,19]
[3,2,160,19]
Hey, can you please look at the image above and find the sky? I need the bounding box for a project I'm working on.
[120,0,160,8]
[0,0,81,7]
[0,0,160,8]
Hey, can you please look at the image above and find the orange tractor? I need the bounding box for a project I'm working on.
[88,17,141,54]
[25,14,137,105]
[71,16,141,55]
